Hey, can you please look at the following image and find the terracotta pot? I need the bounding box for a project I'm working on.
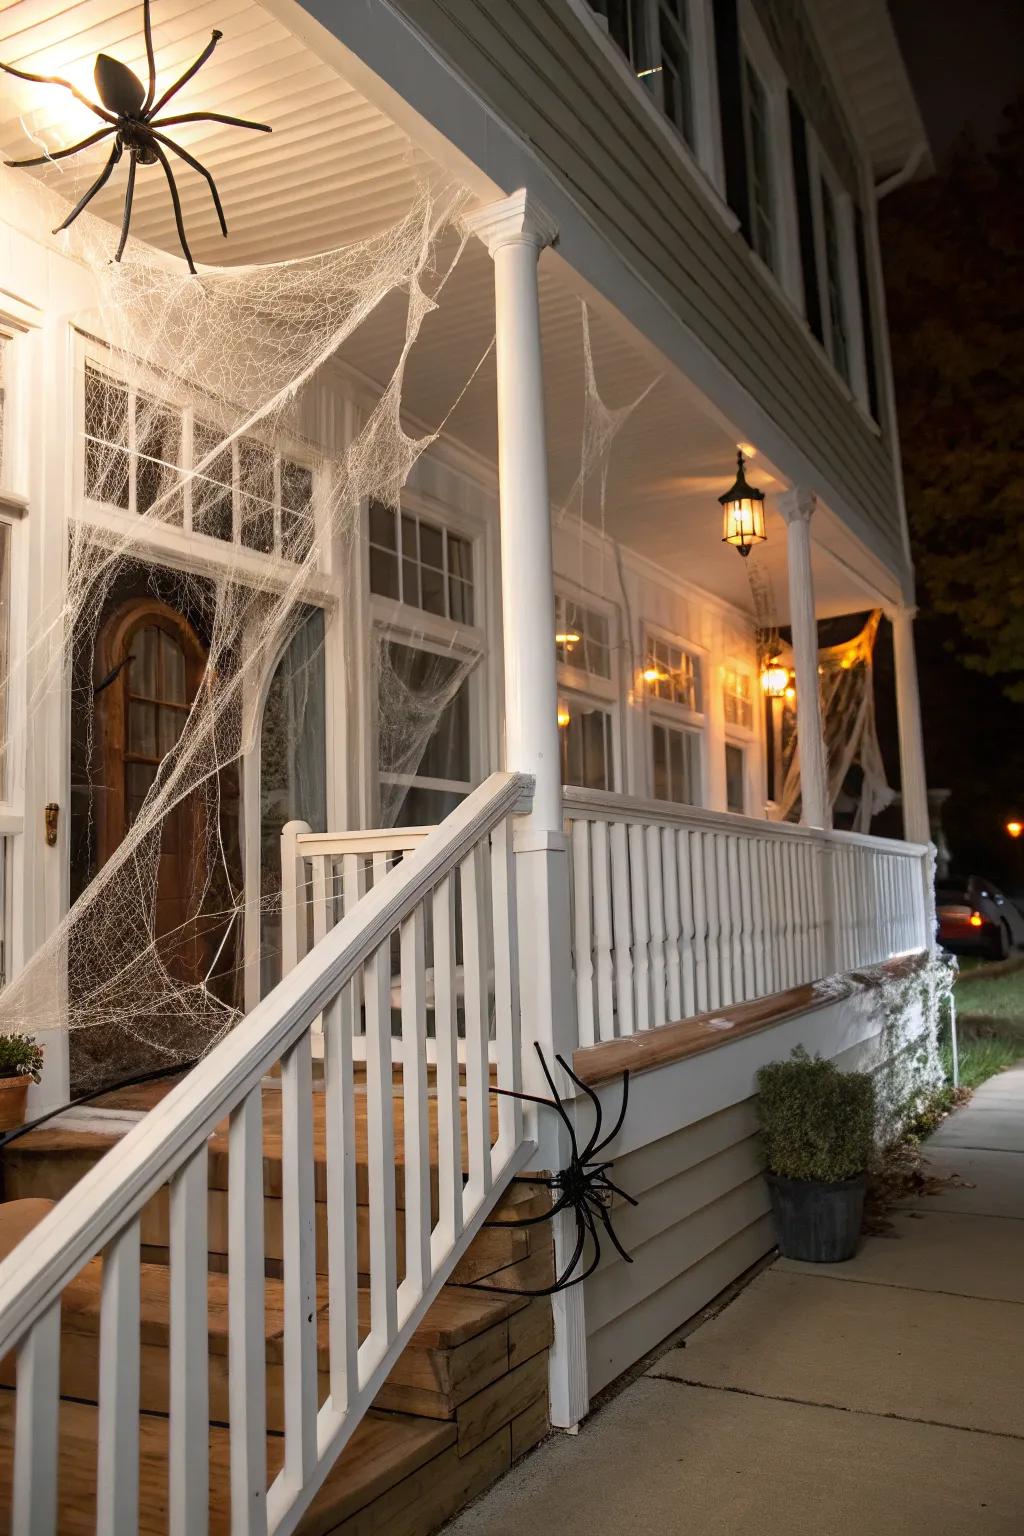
[0,1074,30,1132]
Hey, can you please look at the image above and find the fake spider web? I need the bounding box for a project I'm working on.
[0,166,489,1091]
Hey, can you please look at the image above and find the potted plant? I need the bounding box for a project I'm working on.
[0,1033,44,1132]
[757,1047,875,1263]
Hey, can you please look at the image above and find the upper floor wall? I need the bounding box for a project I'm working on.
[332,0,910,583]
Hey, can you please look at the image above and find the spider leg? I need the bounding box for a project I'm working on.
[150,131,227,236]
[113,154,137,262]
[6,125,114,169]
[151,142,196,274]
[589,1069,631,1159]
[142,0,157,112]
[532,1043,584,1164]
[148,29,225,118]
[150,110,272,135]
[593,1196,634,1264]
[51,142,123,234]
[594,1173,639,1208]
[0,62,116,124]
[556,1052,605,1164]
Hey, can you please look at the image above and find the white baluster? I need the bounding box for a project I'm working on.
[716,833,735,1006]
[737,836,755,1000]
[431,876,463,1255]
[751,839,768,998]
[703,832,722,1009]
[590,820,616,1040]
[12,1300,61,1536]
[363,939,398,1364]
[609,821,635,1036]
[628,823,652,1030]
[688,829,708,1013]
[169,1147,210,1536]
[229,1089,267,1536]
[323,981,358,1414]
[281,1033,318,1492]
[490,817,523,1152]
[399,904,431,1314]
[460,844,492,1202]
[571,820,596,1047]
[96,1219,141,1536]
[661,826,682,1021]
[646,824,668,1027]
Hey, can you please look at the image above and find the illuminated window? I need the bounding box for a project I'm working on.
[560,697,615,792]
[723,667,753,729]
[644,635,701,711]
[555,594,612,679]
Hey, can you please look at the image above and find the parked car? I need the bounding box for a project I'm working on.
[935,877,1024,960]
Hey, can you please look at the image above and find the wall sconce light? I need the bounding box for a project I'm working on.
[1007,819,1023,839]
[555,629,581,648]
[641,665,668,685]
[719,450,766,558]
[557,701,571,729]
[760,659,790,699]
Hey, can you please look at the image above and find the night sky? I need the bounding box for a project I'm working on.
[890,0,1024,156]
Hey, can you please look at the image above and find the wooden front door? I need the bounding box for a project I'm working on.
[95,598,209,973]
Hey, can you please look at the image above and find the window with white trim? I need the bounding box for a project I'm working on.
[644,634,701,711]
[743,56,776,271]
[368,500,474,624]
[725,741,746,814]
[559,694,615,792]
[0,337,8,486]
[722,665,753,730]
[83,363,316,562]
[819,173,851,386]
[554,593,612,679]
[377,638,475,827]
[652,719,701,805]
[0,522,10,804]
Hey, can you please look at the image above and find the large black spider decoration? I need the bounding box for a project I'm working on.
[469,1044,637,1298]
[1,0,271,274]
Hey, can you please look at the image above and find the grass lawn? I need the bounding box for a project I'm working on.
[946,956,1024,1089]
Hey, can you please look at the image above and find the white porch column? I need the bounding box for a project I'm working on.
[889,605,930,846]
[779,488,830,831]
[466,190,587,1430]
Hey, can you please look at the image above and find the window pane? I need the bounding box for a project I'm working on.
[0,523,9,799]
[0,337,7,485]
[821,178,851,383]
[369,545,400,600]
[420,563,446,617]
[192,421,234,542]
[419,522,443,571]
[659,0,695,148]
[281,461,314,563]
[449,576,473,625]
[136,398,182,520]
[369,500,396,550]
[84,366,130,509]
[726,743,745,813]
[160,629,187,704]
[588,0,640,61]
[128,701,158,758]
[745,59,776,271]
[652,720,700,804]
[561,700,613,791]
[238,439,275,553]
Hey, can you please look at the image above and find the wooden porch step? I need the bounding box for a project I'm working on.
[0,1201,540,1426]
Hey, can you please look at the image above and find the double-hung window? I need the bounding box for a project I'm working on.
[743,57,776,272]
[721,664,755,814]
[644,631,704,806]
[555,592,618,793]
[819,173,851,386]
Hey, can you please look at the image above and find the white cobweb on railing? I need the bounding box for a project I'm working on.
[0,166,490,1089]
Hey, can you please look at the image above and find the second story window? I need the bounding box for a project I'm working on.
[743,57,775,272]
[656,0,696,151]
[819,176,851,387]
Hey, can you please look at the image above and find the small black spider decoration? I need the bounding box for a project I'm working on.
[470,1044,637,1298]
[1,0,271,274]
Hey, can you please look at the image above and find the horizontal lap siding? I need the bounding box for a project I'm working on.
[390,0,903,563]
[584,1099,774,1396]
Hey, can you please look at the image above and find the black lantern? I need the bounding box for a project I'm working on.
[719,450,766,557]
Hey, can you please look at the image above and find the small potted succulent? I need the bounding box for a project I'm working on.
[757,1047,875,1263]
[0,1032,44,1131]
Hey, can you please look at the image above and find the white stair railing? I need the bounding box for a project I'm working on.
[0,771,535,1536]
[564,787,931,1045]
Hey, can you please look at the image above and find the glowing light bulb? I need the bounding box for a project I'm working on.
[1007,820,1023,839]
[555,630,581,648]
[557,703,571,729]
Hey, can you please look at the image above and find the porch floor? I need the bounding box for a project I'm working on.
[443,1064,1024,1535]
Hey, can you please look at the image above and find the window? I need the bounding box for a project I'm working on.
[743,57,775,271]
[820,175,851,386]
[378,640,474,827]
[83,364,315,561]
[722,666,753,730]
[657,0,696,150]
[368,501,474,624]
[725,742,746,814]
[652,719,701,805]
[644,635,701,711]
[0,337,8,485]
[0,523,9,802]
[555,594,612,680]
[587,0,643,57]
[559,696,615,791]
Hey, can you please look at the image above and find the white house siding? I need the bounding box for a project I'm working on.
[582,975,931,1396]
[317,0,907,581]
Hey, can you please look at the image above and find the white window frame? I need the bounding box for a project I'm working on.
[809,142,870,409]
[740,1,804,313]
[720,660,757,816]
[74,337,329,596]
[0,311,32,987]
[555,584,621,793]
[641,623,708,804]
[368,490,488,825]
[558,687,618,794]
[571,0,730,222]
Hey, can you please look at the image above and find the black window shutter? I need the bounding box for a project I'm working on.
[788,91,823,343]
[712,0,751,242]
[854,205,881,420]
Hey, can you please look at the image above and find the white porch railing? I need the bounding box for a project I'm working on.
[564,787,931,1046]
[0,771,535,1536]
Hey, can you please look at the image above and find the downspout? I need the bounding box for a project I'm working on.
[875,141,929,200]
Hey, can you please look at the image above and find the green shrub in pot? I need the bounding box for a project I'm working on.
[757,1047,875,1262]
[0,1032,44,1133]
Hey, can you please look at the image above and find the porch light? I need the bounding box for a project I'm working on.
[760,659,790,699]
[555,630,581,648]
[719,450,766,557]
[642,665,668,685]
[1007,820,1023,839]
[557,701,571,729]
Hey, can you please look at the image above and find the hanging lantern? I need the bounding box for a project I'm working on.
[1007,819,1023,840]
[719,450,766,557]
[760,659,790,699]
[557,700,571,729]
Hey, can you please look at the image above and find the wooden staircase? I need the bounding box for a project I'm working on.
[0,1081,554,1535]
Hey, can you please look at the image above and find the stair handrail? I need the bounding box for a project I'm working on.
[0,768,532,1355]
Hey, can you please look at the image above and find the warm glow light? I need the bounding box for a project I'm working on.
[969,911,984,928]
[784,685,796,701]
[719,451,767,557]
[642,666,668,685]
[557,703,571,729]
[760,661,790,698]
[555,631,581,647]
[1007,820,1023,839]
[737,443,757,460]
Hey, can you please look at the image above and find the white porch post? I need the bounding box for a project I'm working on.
[466,190,588,1429]
[779,488,830,831]
[889,605,930,846]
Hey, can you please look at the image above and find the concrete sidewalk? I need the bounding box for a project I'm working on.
[444,1067,1024,1535]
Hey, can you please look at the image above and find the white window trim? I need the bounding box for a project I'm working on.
[640,623,708,804]
[723,738,750,815]
[739,1,803,314]
[558,686,621,794]
[808,140,870,411]
[568,0,735,231]
[555,583,619,704]
[0,314,32,515]
[649,712,705,807]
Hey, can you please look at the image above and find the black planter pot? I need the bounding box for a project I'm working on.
[766,1171,867,1262]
